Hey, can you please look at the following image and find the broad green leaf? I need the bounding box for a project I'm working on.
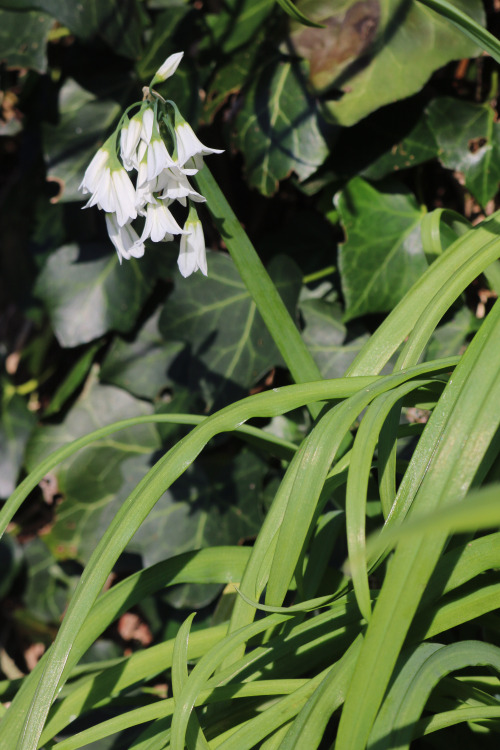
[337,178,428,321]
[7,0,144,58]
[427,97,500,208]
[25,381,160,561]
[362,112,439,180]
[43,78,122,203]
[128,448,265,606]
[204,0,274,53]
[100,310,187,401]
[0,9,53,72]
[21,538,79,624]
[289,0,484,126]
[35,243,155,348]
[425,305,476,361]
[233,58,332,195]
[159,253,302,405]
[0,392,36,497]
[275,0,324,27]
[203,42,263,123]
[300,299,369,377]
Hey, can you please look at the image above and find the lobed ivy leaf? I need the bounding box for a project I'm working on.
[25,382,160,562]
[336,177,428,321]
[300,299,369,378]
[288,0,484,126]
[232,57,333,196]
[159,253,302,406]
[427,97,500,208]
[35,243,155,348]
[128,448,266,608]
[100,310,188,401]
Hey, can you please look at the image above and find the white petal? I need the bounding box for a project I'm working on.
[177,219,207,277]
[105,213,144,262]
[175,122,223,166]
[140,108,154,144]
[154,51,184,83]
[79,148,109,194]
[111,170,137,226]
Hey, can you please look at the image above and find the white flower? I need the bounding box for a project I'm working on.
[120,112,143,171]
[137,130,175,188]
[157,167,206,206]
[178,207,207,277]
[79,146,110,195]
[151,52,184,86]
[174,119,223,167]
[83,166,137,227]
[140,200,185,243]
[105,213,145,263]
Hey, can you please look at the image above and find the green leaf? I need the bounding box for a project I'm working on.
[362,112,439,180]
[275,0,324,27]
[233,58,333,195]
[0,392,36,498]
[204,0,274,53]
[300,299,369,378]
[25,381,160,561]
[427,97,500,208]
[35,243,155,348]
[203,43,263,124]
[425,305,476,361]
[417,0,500,64]
[128,448,264,582]
[159,253,302,405]
[22,538,80,624]
[43,78,122,203]
[100,310,187,401]
[0,9,53,72]
[337,178,428,321]
[289,0,484,126]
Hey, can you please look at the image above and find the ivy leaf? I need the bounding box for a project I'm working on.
[0,392,36,498]
[427,97,500,208]
[336,178,428,321]
[159,253,302,406]
[301,299,369,377]
[233,58,333,196]
[127,447,266,608]
[25,382,160,562]
[0,9,53,72]
[100,310,188,401]
[43,78,122,203]
[289,0,484,126]
[35,243,155,348]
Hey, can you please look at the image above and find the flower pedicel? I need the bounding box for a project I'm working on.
[79,52,223,276]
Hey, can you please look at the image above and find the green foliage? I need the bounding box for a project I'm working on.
[0,0,499,749]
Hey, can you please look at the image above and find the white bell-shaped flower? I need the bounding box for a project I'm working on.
[157,167,206,206]
[105,213,145,263]
[139,200,185,243]
[174,117,223,167]
[120,112,143,171]
[177,205,207,277]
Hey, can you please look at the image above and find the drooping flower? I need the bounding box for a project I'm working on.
[105,213,145,263]
[173,114,223,168]
[139,200,185,244]
[80,138,137,226]
[150,51,184,87]
[177,205,207,277]
[157,166,206,206]
[120,112,143,171]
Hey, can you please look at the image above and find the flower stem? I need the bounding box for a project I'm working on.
[194,165,323,416]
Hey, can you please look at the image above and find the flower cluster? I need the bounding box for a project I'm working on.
[79,52,222,277]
